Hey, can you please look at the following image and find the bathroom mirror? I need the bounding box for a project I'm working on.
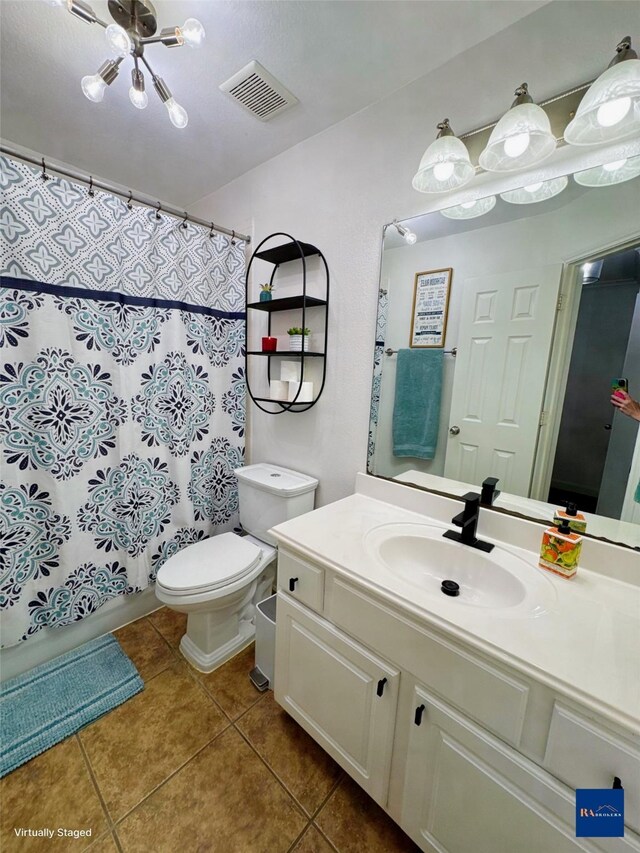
[369,173,640,549]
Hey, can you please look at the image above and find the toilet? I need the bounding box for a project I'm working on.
[155,463,318,673]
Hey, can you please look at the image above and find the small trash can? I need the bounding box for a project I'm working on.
[250,594,277,692]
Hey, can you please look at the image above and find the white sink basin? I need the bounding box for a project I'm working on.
[364,522,557,616]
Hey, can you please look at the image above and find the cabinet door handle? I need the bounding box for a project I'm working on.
[613,776,623,789]
[414,704,426,726]
[376,678,387,697]
[289,577,298,592]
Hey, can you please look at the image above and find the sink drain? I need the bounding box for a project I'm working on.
[441,579,460,597]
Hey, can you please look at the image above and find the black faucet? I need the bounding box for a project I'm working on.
[480,477,501,506]
[443,492,495,552]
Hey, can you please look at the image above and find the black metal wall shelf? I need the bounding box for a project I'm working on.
[245,233,329,414]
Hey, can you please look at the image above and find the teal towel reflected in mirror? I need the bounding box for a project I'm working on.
[393,349,444,460]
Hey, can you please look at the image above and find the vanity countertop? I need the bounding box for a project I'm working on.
[271,480,640,734]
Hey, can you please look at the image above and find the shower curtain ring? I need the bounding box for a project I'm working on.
[40,158,49,181]
[155,202,162,221]
[88,177,95,197]
[181,212,188,230]
[231,229,236,246]
[209,222,215,239]
[127,191,133,211]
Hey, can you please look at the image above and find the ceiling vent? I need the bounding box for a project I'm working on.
[219,60,298,121]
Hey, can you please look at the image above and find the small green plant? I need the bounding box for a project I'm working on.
[287,327,311,335]
[260,283,274,292]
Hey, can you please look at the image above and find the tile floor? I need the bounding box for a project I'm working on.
[1,608,420,853]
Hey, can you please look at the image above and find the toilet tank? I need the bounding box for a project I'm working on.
[235,464,318,546]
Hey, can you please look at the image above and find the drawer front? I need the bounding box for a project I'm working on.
[544,703,640,835]
[277,549,324,613]
[327,575,529,746]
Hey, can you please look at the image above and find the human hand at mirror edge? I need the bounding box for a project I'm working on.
[611,391,640,423]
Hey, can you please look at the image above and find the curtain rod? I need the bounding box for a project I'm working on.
[0,144,251,245]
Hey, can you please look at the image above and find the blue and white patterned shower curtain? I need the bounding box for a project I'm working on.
[0,155,246,648]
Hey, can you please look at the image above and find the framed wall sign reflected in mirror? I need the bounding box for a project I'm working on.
[369,173,640,550]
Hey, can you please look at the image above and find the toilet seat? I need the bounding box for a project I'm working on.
[156,532,262,594]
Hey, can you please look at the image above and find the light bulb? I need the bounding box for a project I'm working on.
[105,24,132,58]
[596,96,632,128]
[179,17,205,48]
[81,74,107,102]
[129,86,148,110]
[504,132,530,158]
[603,159,627,172]
[165,97,188,129]
[524,182,543,193]
[433,161,455,182]
[404,231,417,245]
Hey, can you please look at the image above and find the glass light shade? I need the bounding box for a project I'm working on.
[105,24,133,58]
[412,135,474,193]
[564,60,640,145]
[165,97,188,129]
[129,86,148,110]
[441,196,497,220]
[81,74,107,102]
[573,154,640,187]
[500,175,568,205]
[479,103,556,172]
[179,18,205,47]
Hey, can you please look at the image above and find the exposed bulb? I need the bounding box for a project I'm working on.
[596,97,631,128]
[81,74,107,102]
[603,158,627,172]
[105,24,132,58]
[433,161,455,182]
[524,182,543,193]
[129,86,148,110]
[165,97,188,129]
[503,132,530,158]
[404,230,417,245]
[179,17,205,48]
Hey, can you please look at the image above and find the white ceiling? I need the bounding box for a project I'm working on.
[0,0,545,206]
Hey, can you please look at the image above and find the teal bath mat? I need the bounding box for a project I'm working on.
[0,634,143,777]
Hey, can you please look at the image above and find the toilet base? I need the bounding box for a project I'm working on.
[179,618,255,673]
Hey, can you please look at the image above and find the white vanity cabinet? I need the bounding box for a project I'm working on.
[274,548,640,853]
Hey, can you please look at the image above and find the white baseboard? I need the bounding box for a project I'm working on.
[0,587,161,682]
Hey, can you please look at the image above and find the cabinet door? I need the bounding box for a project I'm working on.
[402,685,593,853]
[275,593,399,805]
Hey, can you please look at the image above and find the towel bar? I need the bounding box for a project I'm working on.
[385,347,457,357]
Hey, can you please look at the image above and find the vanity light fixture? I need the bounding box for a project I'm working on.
[441,196,497,220]
[573,154,640,187]
[564,37,640,146]
[392,220,417,244]
[479,83,556,173]
[412,119,475,194]
[500,175,568,205]
[46,0,204,128]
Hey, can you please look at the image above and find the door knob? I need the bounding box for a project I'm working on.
[449,425,460,436]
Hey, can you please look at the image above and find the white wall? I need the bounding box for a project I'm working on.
[192,2,639,508]
[374,179,640,481]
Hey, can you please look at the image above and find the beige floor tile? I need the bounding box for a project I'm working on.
[293,825,336,852]
[115,618,174,681]
[0,737,107,852]
[80,663,227,821]
[316,776,420,853]
[84,832,119,852]
[237,692,341,815]
[117,727,307,853]
[147,608,187,649]
[197,644,263,720]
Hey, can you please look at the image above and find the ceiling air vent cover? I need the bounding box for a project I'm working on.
[220,60,298,122]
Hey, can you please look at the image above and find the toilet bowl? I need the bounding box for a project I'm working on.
[155,464,318,673]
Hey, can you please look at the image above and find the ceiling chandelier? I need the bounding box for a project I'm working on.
[46,0,205,128]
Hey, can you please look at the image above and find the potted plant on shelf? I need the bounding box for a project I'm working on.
[287,327,311,352]
[259,283,274,302]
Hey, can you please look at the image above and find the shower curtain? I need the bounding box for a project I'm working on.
[0,155,246,648]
